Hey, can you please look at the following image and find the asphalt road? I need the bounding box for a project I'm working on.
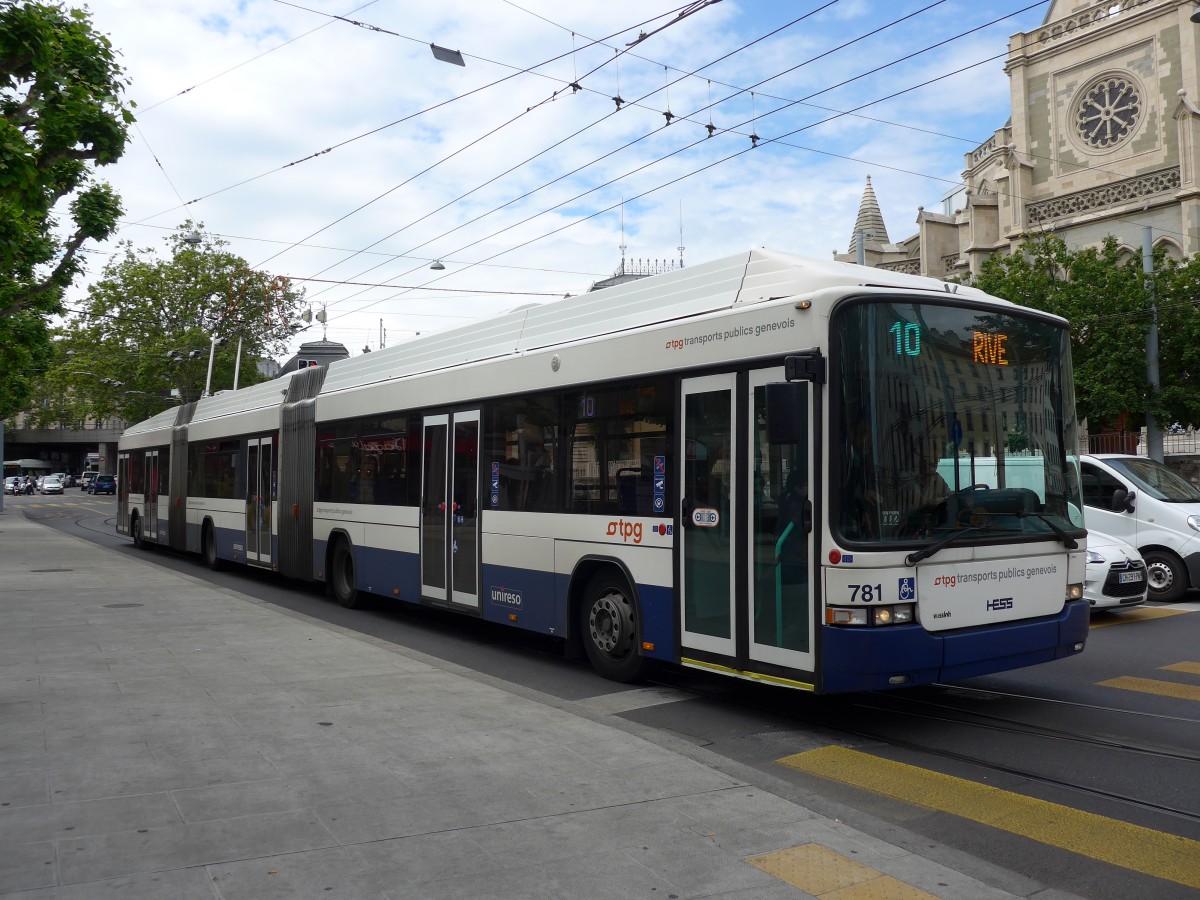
[12,489,1200,900]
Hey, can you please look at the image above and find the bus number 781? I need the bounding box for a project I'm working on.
[848,583,883,603]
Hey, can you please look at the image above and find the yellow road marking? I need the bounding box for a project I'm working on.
[748,843,937,899]
[779,746,1200,889]
[1162,661,1200,675]
[1098,675,1200,702]
[1090,607,1190,628]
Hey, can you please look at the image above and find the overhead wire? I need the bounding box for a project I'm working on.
[312,3,1043,319]
[250,1,720,269]
[294,2,841,286]
[128,1,708,228]
[137,1,383,114]
[320,46,1033,325]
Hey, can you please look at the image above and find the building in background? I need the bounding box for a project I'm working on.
[838,0,1200,278]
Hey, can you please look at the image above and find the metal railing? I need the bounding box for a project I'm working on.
[1085,430,1200,456]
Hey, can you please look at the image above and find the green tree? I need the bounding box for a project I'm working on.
[973,234,1200,430]
[30,223,307,425]
[1149,252,1200,427]
[0,1,133,417]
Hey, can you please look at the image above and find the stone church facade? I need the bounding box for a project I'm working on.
[837,0,1200,278]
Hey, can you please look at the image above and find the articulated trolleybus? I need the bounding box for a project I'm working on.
[118,249,1088,693]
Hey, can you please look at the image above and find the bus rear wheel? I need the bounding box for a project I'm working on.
[131,515,147,550]
[579,572,645,682]
[330,540,361,609]
[202,522,224,571]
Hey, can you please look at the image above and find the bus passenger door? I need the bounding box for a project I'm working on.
[245,437,274,565]
[747,368,815,673]
[680,375,737,658]
[144,450,159,541]
[421,412,481,609]
[450,411,481,609]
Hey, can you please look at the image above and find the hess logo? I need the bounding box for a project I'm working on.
[606,519,643,543]
[987,597,1014,611]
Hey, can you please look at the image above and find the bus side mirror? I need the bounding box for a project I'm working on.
[1111,488,1135,513]
[765,382,805,444]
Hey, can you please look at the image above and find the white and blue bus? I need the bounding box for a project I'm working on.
[117,249,1089,693]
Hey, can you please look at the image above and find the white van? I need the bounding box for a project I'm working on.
[1079,454,1200,601]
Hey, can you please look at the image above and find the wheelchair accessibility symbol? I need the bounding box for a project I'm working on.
[898,577,916,601]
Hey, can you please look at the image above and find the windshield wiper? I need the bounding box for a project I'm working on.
[905,526,986,566]
[1017,511,1079,549]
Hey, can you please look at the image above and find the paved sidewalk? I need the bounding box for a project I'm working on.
[0,511,1073,899]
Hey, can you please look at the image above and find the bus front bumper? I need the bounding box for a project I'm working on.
[819,598,1090,693]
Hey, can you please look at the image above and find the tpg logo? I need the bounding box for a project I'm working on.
[606,519,643,543]
[987,597,1014,611]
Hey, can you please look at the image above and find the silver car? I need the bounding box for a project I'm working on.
[40,475,64,495]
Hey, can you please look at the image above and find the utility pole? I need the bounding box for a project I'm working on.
[1143,226,1163,462]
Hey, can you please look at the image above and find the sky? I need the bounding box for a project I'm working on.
[72,0,1056,360]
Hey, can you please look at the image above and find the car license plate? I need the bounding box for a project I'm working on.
[1119,571,1143,584]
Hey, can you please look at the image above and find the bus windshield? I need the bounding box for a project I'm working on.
[831,298,1083,546]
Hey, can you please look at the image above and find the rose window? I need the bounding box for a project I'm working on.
[1075,75,1141,150]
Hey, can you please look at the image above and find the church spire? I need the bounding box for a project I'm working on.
[848,175,890,256]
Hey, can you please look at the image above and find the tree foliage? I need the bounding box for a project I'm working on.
[0,0,133,417]
[975,234,1200,430]
[27,224,307,426]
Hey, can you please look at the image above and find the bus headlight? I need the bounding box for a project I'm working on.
[827,607,869,625]
[827,604,915,626]
[1067,582,1083,601]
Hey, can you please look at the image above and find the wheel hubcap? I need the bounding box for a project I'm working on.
[1147,562,1173,592]
[589,591,630,655]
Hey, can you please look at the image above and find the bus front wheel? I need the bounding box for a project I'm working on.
[330,540,361,609]
[579,572,645,682]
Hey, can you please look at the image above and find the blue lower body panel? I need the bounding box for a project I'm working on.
[820,600,1090,693]
[637,584,676,662]
[482,564,560,633]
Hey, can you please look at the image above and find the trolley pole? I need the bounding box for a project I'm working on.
[1143,226,1163,463]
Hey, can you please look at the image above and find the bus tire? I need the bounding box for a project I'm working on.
[131,514,147,550]
[330,539,362,609]
[579,571,645,683]
[1143,549,1186,602]
[202,522,224,571]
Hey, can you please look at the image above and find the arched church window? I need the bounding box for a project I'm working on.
[1075,73,1142,151]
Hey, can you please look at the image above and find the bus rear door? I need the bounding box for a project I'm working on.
[421,411,481,610]
[245,437,274,566]
[144,450,159,542]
